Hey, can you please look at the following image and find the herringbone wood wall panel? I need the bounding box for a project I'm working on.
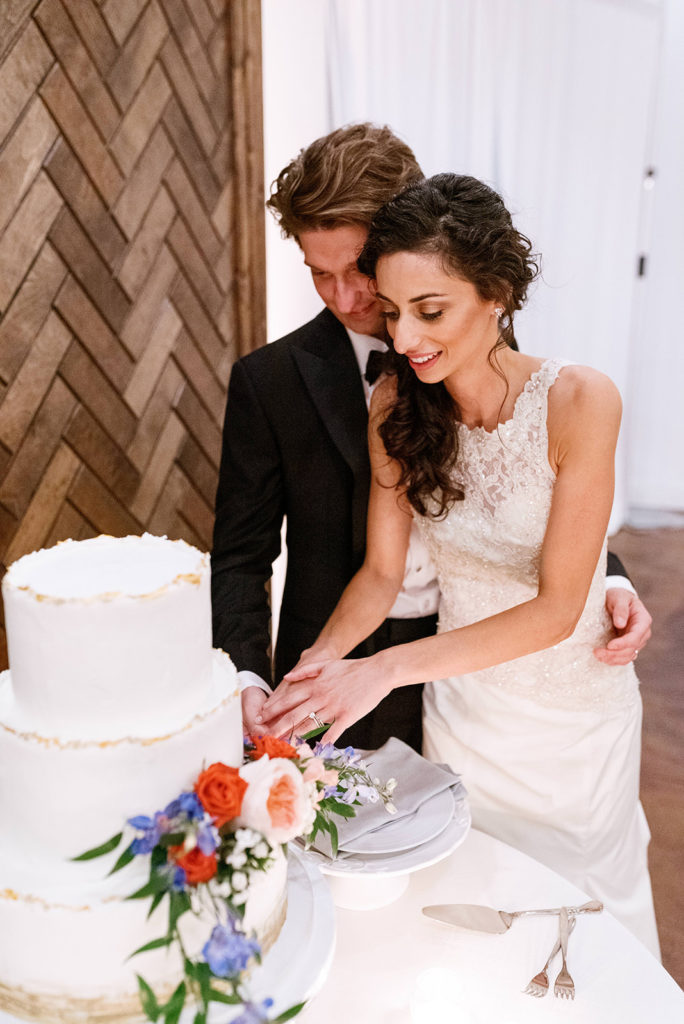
[0,0,265,667]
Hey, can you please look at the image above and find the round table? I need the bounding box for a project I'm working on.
[298,828,683,1023]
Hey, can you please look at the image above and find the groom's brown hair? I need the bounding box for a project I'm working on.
[266,123,423,242]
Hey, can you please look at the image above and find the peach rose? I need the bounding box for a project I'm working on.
[247,734,298,761]
[169,845,217,885]
[301,758,339,787]
[194,762,247,827]
[237,756,315,844]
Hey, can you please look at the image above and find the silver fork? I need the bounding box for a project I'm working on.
[524,913,576,997]
[554,906,576,999]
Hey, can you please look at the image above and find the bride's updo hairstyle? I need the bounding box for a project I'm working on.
[357,173,539,517]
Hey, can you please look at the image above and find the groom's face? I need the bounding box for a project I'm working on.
[299,224,385,339]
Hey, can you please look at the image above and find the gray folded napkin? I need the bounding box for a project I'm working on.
[307,737,465,859]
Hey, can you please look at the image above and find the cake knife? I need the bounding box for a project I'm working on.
[422,898,602,933]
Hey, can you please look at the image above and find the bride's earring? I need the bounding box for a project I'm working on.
[494,306,504,319]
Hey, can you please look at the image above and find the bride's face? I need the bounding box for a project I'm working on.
[374,251,500,383]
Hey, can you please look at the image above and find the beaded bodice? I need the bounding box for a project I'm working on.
[415,359,637,710]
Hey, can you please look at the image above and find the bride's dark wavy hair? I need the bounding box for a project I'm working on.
[358,173,539,517]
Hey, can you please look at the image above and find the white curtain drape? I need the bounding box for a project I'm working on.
[262,0,684,523]
[324,0,663,529]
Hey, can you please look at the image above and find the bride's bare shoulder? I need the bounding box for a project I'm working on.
[552,363,621,411]
[549,363,622,438]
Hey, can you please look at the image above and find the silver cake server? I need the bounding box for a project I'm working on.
[422,898,602,933]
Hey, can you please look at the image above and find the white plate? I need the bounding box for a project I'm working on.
[340,787,456,855]
[301,790,471,879]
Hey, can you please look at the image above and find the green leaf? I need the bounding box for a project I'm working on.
[300,723,329,740]
[207,986,241,1005]
[147,890,166,920]
[136,975,160,1021]
[325,800,355,818]
[71,832,122,861]
[328,818,339,858]
[196,961,211,1005]
[158,832,186,849]
[127,874,169,900]
[151,846,167,870]
[193,1013,206,1024]
[273,1003,306,1022]
[128,936,172,960]
[162,980,186,1024]
[108,842,135,875]
[168,890,191,935]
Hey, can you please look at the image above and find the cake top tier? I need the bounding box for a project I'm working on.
[1,534,221,740]
[4,533,207,602]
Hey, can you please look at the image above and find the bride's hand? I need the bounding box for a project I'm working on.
[256,657,391,745]
[283,644,338,682]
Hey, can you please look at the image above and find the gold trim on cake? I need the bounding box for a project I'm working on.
[0,980,158,1023]
[0,896,289,1023]
[0,682,239,750]
[5,535,208,605]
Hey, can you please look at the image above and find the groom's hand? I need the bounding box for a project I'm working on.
[594,588,652,665]
[241,685,269,734]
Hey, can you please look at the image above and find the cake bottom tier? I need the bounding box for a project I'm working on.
[0,850,289,1024]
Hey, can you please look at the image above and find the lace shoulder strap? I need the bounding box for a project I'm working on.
[518,358,573,410]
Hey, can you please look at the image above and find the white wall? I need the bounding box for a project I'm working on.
[625,0,684,516]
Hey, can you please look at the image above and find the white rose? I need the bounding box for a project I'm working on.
[237,756,314,844]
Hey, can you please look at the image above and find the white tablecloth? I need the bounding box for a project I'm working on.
[299,828,683,1023]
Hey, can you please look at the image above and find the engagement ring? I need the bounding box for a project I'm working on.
[308,711,325,728]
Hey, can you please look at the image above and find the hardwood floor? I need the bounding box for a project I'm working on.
[609,526,684,986]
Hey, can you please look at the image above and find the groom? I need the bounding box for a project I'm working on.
[211,123,651,749]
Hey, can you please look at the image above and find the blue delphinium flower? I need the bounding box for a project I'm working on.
[128,812,165,854]
[170,865,186,891]
[313,741,336,759]
[338,779,358,805]
[232,998,274,1023]
[171,791,205,820]
[202,923,260,978]
[197,820,220,855]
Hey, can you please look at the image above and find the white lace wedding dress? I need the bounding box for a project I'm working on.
[417,359,660,956]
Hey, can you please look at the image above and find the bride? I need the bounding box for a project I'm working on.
[258,173,659,955]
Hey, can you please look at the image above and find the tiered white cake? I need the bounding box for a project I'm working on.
[0,534,287,1023]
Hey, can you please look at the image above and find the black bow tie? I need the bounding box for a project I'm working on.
[364,348,391,384]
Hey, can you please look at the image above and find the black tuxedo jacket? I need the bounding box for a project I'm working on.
[211,307,628,744]
[212,308,379,683]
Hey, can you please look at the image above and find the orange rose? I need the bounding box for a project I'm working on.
[248,734,298,761]
[194,762,247,826]
[169,845,217,885]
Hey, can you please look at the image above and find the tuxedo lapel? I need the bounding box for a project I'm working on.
[291,311,370,562]
[291,315,368,478]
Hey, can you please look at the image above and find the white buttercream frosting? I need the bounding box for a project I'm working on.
[0,534,288,1022]
[3,534,213,739]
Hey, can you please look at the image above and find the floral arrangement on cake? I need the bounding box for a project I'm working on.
[77,734,396,1024]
